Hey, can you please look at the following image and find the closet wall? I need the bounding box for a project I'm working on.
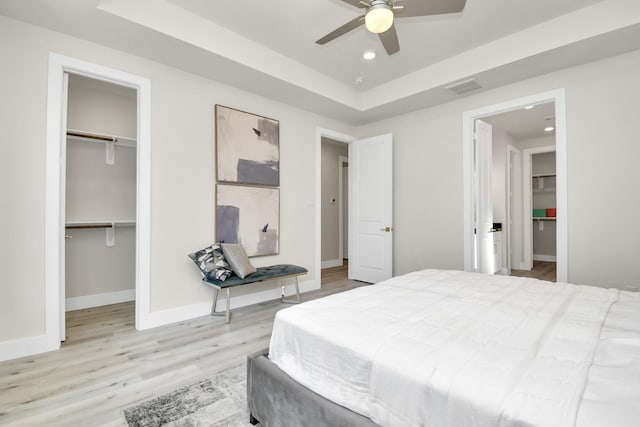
[531,152,556,260]
[65,75,137,311]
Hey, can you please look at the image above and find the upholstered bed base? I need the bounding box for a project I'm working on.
[247,349,380,427]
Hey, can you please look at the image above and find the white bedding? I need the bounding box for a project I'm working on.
[268,269,640,427]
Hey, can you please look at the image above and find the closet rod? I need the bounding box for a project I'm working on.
[67,131,116,142]
[65,224,113,230]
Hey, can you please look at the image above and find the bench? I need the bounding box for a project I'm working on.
[199,264,308,323]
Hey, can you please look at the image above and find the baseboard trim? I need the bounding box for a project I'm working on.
[66,289,136,312]
[533,254,557,262]
[321,259,343,269]
[137,278,320,330]
[0,334,59,363]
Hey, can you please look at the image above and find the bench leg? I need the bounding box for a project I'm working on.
[211,288,231,323]
[281,276,302,304]
[225,288,231,323]
[211,288,219,315]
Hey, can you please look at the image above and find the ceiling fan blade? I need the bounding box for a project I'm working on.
[378,23,400,55]
[341,0,368,8]
[396,0,467,17]
[316,15,365,45]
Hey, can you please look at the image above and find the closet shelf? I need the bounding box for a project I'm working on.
[67,129,136,147]
[65,220,136,229]
[532,172,556,178]
[532,217,556,221]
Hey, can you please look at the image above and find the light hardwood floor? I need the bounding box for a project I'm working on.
[510,261,557,282]
[0,266,360,426]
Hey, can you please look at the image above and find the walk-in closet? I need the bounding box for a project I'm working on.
[531,151,556,262]
[64,74,137,328]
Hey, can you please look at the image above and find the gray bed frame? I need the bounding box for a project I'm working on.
[247,349,380,427]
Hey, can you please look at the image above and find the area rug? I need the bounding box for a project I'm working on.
[122,364,254,426]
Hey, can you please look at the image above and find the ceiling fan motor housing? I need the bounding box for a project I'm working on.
[365,1,394,34]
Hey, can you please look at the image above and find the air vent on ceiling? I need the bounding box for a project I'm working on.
[444,78,482,96]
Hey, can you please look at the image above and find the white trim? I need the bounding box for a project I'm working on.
[533,254,557,262]
[65,289,136,312]
[506,144,522,274]
[143,278,319,329]
[315,128,357,288]
[523,145,556,270]
[44,53,153,360]
[0,335,55,363]
[338,155,348,262]
[321,259,343,269]
[463,89,568,283]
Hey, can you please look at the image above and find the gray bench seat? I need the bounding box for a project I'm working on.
[201,264,307,323]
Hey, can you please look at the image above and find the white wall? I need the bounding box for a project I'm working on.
[0,16,354,345]
[357,48,640,289]
[67,74,137,138]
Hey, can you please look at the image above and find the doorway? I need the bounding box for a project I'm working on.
[63,74,138,335]
[316,128,356,287]
[45,53,152,351]
[463,89,567,283]
[320,137,349,272]
[483,104,557,281]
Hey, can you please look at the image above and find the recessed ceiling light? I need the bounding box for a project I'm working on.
[544,126,555,132]
[363,51,376,60]
[524,105,534,110]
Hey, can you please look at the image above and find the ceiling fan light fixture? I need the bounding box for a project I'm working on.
[365,2,394,34]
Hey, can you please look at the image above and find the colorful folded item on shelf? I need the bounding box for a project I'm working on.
[546,208,556,217]
[533,209,546,217]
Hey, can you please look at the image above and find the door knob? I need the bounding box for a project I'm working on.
[379,226,393,232]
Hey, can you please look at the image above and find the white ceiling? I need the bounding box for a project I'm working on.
[1,0,640,125]
[483,102,555,140]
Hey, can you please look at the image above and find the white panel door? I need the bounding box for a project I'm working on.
[475,120,494,274]
[349,133,393,283]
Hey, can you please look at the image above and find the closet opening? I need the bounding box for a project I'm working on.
[463,89,567,283]
[482,103,557,282]
[62,74,138,339]
[320,137,349,281]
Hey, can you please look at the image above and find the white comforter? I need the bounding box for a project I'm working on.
[269,269,638,427]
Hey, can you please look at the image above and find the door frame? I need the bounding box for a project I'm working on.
[315,128,356,283]
[462,89,567,282]
[338,155,348,263]
[506,144,523,272]
[45,53,152,351]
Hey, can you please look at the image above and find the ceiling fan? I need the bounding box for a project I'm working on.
[316,0,467,55]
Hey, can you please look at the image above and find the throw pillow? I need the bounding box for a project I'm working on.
[221,243,256,279]
[187,243,233,281]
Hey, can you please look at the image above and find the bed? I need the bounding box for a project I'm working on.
[247,269,640,427]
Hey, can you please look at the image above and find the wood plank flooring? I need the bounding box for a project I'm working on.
[0,264,361,426]
[510,261,557,282]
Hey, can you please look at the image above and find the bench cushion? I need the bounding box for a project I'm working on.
[203,264,308,289]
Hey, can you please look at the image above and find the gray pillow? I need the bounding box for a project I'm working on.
[221,243,256,279]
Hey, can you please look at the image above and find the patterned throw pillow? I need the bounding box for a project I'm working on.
[187,243,233,281]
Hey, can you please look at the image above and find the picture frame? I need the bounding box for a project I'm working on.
[215,104,279,186]
[216,184,279,257]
